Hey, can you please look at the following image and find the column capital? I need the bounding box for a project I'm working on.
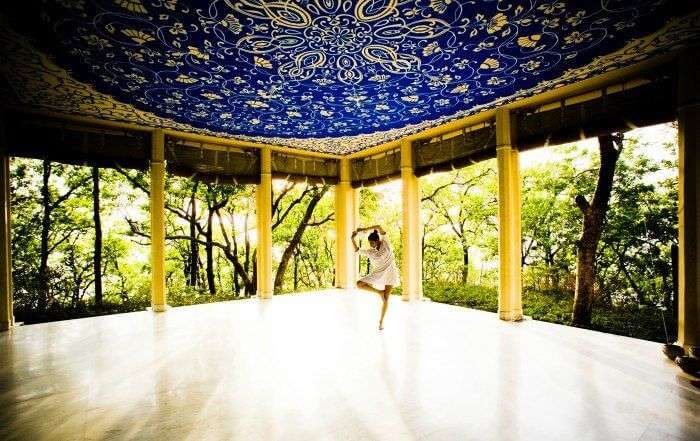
[259,146,271,175]
[495,108,517,149]
[400,138,413,170]
[151,128,165,162]
[339,157,351,183]
[678,48,700,110]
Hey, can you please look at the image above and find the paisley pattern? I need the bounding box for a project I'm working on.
[1,0,699,153]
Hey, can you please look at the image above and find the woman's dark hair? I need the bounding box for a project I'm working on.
[368,229,380,242]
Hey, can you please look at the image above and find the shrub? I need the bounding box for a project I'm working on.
[415,283,675,343]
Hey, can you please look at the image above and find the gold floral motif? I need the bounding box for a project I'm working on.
[219,14,243,34]
[114,0,147,14]
[246,100,269,108]
[423,42,441,56]
[188,46,209,61]
[175,74,197,83]
[480,58,500,70]
[430,0,453,14]
[121,29,154,45]
[201,92,222,100]
[450,84,469,94]
[517,35,542,48]
[487,13,508,34]
[565,31,592,45]
[254,56,272,68]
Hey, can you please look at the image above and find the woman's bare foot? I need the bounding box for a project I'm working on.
[379,322,384,330]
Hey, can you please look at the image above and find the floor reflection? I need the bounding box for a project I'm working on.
[0,290,697,441]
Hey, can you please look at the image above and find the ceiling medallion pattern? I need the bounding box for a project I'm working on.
[1,0,698,152]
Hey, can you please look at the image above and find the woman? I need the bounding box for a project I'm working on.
[352,224,400,330]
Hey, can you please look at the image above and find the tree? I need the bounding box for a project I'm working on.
[421,163,497,284]
[92,166,103,313]
[272,182,333,293]
[186,181,200,287]
[571,134,623,327]
[520,151,591,291]
[37,161,91,315]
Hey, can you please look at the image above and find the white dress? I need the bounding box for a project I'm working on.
[358,233,400,290]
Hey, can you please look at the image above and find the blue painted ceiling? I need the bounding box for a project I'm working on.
[3,0,698,152]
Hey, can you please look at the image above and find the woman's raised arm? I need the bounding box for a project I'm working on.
[359,224,386,235]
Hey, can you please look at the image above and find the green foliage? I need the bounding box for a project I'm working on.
[423,283,498,312]
[7,124,681,344]
[10,159,336,323]
[421,161,498,283]
[420,283,676,343]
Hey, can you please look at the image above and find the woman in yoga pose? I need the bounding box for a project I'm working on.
[352,225,400,330]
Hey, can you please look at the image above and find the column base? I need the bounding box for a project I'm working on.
[150,304,168,312]
[256,291,273,299]
[675,342,700,356]
[498,310,524,321]
[401,293,422,302]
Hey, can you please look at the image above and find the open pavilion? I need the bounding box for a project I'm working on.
[0,1,699,439]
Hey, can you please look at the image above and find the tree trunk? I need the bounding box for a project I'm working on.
[273,187,327,293]
[232,231,240,296]
[293,250,299,292]
[92,166,103,313]
[571,134,622,327]
[251,250,257,296]
[613,245,645,304]
[461,244,469,285]
[188,184,199,287]
[205,210,216,295]
[37,160,52,313]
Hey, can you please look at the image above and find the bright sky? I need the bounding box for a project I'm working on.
[519,123,677,170]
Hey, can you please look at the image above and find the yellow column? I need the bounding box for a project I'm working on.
[677,52,700,351]
[0,119,13,331]
[335,158,355,289]
[150,129,167,312]
[353,187,360,282]
[256,147,273,298]
[401,139,422,301]
[496,109,523,321]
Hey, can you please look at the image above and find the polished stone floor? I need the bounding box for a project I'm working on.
[0,290,698,441]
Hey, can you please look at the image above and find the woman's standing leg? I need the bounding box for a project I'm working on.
[379,285,392,330]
